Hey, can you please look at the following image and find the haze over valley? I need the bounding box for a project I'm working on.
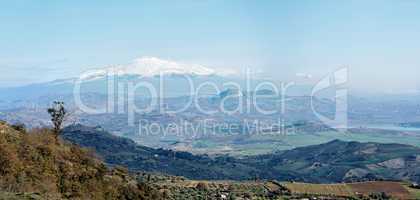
[1,1,420,199]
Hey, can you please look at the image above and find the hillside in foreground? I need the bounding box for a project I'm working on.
[0,121,161,199]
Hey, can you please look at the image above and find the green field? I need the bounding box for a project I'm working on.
[151,128,420,156]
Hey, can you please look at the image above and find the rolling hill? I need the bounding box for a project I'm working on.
[61,124,262,180]
[62,124,420,183]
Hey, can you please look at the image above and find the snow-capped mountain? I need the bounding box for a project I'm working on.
[0,57,241,102]
[0,57,315,105]
[79,57,236,81]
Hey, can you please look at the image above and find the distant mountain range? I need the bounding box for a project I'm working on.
[78,57,237,79]
[62,124,420,183]
[0,57,318,103]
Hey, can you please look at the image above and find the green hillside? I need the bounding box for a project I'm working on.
[63,124,420,183]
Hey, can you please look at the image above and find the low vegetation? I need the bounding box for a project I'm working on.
[134,173,420,199]
[0,121,161,199]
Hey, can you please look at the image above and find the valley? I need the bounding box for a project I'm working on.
[62,124,420,184]
[3,1,420,199]
[2,91,420,157]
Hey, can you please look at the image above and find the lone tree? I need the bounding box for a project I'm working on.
[47,101,67,138]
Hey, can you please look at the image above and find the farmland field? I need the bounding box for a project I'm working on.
[282,182,353,197]
[158,128,420,156]
[283,181,415,199]
[348,182,410,199]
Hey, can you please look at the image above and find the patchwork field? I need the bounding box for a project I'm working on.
[158,128,420,156]
[283,181,417,199]
[282,182,354,197]
[142,174,420,200]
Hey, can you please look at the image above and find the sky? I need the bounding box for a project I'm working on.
[0,0,419,92]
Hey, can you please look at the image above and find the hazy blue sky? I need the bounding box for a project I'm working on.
[0,0,419,92]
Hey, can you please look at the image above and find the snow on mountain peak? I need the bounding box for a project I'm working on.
[80,57,235,80]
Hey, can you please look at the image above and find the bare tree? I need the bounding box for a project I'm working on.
[47,101,68,138]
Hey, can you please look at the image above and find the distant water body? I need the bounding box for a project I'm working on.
[351,124,420,132]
